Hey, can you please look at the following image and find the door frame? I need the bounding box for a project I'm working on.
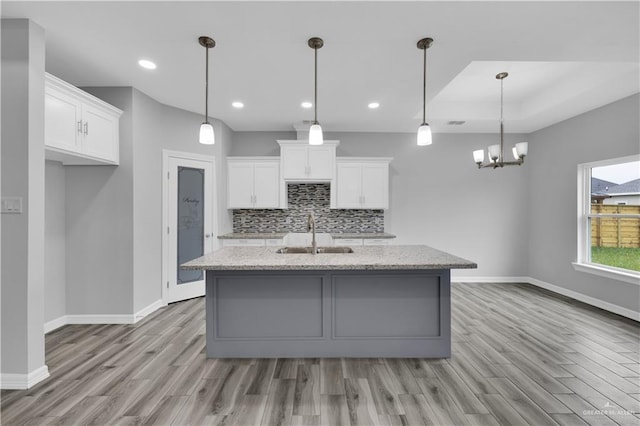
[161,149,218,305]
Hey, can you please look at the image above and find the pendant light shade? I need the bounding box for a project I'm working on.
[417,37,434,147]
[309,123,323,145]
[417,124,432,146]
[308,37,324,145]
[199,123,215,145]
[198,36,215,145]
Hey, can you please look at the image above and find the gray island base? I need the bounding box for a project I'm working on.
[183,245,476,358]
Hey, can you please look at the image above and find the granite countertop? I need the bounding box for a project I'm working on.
[218,233,288,239]
[218,232,395,239]
[331,232,396,239]
[182,245,476,271]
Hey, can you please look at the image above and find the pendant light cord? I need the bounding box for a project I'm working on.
[499,76,504,162]
[422,45,427,125]
[314,46,318,124]
[204,46,209,123]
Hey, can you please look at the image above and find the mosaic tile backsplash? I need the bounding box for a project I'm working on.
[232,184,384,233]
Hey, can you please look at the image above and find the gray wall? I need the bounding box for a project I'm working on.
[45,161,66,322]
[65,87,134,315]
[1,19,46,376]
[528,94,640,313]
[231,131,531,278]
[130,89,232,313]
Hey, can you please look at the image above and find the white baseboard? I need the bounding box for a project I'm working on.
[451,276,529,283]
[1,365,49,390]
[452,275,639,322]
[44,299,165,334]
[44,315,68,334]
[528,277,640,322]
[134,299,165,323]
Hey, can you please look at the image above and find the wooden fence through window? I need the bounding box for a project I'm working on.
[591,204,640,248]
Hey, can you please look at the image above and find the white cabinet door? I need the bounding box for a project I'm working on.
[363,238,392,246]
[308,146,334,180]
[227,161,255,208]
[336,162,362,208]
[281,145,308,179]
[253,161,280,208]
[361,163,389,209]
[44,73,122,165]
[45,86,82,152]
[81,103,119,163]
[334,238,364,246]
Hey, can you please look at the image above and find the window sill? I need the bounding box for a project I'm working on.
[572,262,640,286]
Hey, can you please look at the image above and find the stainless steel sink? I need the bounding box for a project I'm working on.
[276,246,354,254]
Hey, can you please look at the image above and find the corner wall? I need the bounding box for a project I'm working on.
[527,94,640,314]
[1,18,48,387]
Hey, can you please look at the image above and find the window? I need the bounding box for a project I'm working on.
[575,155,640,284]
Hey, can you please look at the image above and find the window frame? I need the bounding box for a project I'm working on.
[574,154,640,285]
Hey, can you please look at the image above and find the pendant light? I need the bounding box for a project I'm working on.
[472,72,528,168]
[198,36,216,145]
[308,37,324,145]
[417,37,434,146]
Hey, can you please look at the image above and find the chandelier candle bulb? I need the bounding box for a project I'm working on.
[488,144,501,161]
[516,142,528,158]
[473,149,485,164]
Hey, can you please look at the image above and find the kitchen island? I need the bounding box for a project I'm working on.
[183,245,476,358]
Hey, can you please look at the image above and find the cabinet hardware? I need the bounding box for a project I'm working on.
[77,120,83,135]
[84,122,89,136]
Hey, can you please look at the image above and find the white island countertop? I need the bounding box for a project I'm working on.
[182,245,476,271]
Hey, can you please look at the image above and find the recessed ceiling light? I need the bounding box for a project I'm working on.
[232,101,244,109]
[301,101,313,109]
[368,102,380,109]
[138,59,156,70]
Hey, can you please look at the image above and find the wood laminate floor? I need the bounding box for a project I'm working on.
[1,282,639,426]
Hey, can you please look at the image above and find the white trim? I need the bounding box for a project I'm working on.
[44,315,68,333]
[44,300,164,334]
[66,314,135,324]
[451,276,529,283]
[528,277,640,322]
[452,275,639,322]
[162,150,217,305]
[572,262,640,286]
[1,365,49,390]
[134,299,165,322]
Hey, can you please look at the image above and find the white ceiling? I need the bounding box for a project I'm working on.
[2,1,639,134]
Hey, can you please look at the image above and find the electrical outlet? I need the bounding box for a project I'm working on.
[1,197,23,214]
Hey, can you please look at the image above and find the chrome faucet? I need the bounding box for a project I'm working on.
[307,213,317,254]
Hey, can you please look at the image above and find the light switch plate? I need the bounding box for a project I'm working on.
[1,197,23,214]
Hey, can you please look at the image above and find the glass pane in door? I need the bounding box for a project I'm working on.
[177,166,204,284]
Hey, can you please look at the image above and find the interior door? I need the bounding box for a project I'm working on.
[166,156,214,303]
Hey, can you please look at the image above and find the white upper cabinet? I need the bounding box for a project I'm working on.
[278,140,339,181]
[227,158,280,209]
[45,73,122,165]
[335,158,392,209]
